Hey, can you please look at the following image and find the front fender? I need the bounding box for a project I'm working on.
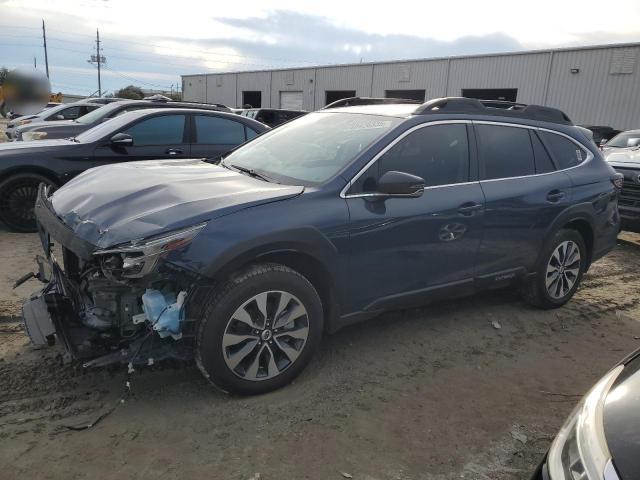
[168,194,349,307]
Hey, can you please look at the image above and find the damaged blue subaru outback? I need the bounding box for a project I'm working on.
[23,97,622,395]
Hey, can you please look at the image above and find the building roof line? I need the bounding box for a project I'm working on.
[181,41,640,79]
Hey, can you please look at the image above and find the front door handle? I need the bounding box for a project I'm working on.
[458,202,483,216]
[546,190,566,203]
[166,148,184,156]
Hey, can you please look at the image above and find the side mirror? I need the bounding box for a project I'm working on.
[54,114,65,120]
[110,133,133,147]
[627,138,640,148]
[599,139,607,147]
[377,171,425,197]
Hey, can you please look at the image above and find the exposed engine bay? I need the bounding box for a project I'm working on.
[21,187,209,368]
[22,246,198,368]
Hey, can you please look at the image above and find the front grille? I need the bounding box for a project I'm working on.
[620,180,640,207]
[618,179,640,220]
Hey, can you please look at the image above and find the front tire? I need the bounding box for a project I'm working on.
[196,263,324,395]
[0,173,54,232]
[522,229,587,309]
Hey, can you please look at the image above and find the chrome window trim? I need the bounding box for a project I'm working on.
[340,119,594,199]
[340,120,472,199]
[472,120,594,182]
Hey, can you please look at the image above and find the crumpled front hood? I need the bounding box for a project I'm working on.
[49,159,304,248]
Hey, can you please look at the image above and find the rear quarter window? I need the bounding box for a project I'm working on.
[539,131,588,169]
[530,131,556,174]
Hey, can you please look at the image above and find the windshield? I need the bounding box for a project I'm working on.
[75,113,137,143]
[74,103,122,124]
[222,112,401,185]
[37,103,68,118]
[606,132,640,148]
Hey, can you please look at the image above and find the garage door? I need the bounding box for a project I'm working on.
[280,91,304,110]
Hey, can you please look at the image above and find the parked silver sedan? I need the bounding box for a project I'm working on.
[5,101,101,140]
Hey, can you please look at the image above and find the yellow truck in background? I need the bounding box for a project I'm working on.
[0,86,63,118]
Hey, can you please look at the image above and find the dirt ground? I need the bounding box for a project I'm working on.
[0,226,639,480]
[2,117,640,479]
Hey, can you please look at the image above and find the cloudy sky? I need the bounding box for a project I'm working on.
[1,0,639,95]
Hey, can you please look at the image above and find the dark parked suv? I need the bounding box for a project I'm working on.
[23,97,621,395]
[0,108,268,231]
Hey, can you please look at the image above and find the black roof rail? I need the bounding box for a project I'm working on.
[323,97,422,109]
[413,97,573,125]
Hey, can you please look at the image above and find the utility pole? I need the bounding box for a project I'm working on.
[88,29,106,97]
[96,29,101,96]
[42,20,49,78]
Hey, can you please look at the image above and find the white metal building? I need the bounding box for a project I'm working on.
[182,42,640,130]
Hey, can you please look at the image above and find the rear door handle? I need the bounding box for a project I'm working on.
[546,190,566,203]
[458,202,483,216]
[166,148,183,156]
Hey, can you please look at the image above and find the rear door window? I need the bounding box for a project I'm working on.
[539,131,588,169]
[122,114,186,146]
[194,115,246,145]
[476,124,535,180]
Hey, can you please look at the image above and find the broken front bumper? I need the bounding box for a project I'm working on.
[21,255,84,358]
[22,186,97,357]
[24,185,197,365]
[22,291,55,346]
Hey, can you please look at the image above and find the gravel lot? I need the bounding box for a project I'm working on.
[2,117,640,480]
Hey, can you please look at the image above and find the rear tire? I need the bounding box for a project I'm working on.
[0,173,54,232]
[521,229,586,309]
[196,263,324,395]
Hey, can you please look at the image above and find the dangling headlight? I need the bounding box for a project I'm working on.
[94,223,207,278]
[547,365,623,480]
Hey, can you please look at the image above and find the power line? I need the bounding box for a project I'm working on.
[0,34,306,72]
[1,37,299,71]
[0,24,320,66]
[100,65,172,89]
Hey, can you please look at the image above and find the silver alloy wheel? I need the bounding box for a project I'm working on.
[222,290,310,381]
[546,240,581,299]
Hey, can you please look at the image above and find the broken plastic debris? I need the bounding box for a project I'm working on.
[341,473,353,479]
[510,425,528,444]
[132,313,147,325]
[491,320,502,329]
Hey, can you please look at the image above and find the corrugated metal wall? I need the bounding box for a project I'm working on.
[269,68,316,111]
[182,75,207,103]
[236,71,272,107]
[371,60,448,99]
[182,43,640,130]
[546,45,640,129]
[446,53,550,103]
[205,73,236,105]
[315,65,374,107]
